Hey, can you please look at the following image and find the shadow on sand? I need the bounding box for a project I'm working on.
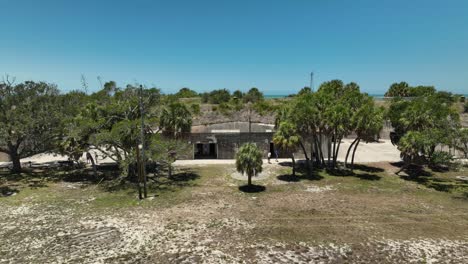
[238,184,266,193]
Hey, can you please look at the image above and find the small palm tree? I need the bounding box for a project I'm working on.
[235,143,263,186]
[273,121,300,176]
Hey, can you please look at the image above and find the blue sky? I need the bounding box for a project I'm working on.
[1,0,468,94]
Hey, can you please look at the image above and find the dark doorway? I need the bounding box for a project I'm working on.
[194,143,217,159]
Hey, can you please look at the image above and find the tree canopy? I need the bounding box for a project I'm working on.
[0,78,62,172]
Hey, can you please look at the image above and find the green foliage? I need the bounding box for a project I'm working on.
[385,82,437,97]
[282,79,383,168]
[235,143,263,185]
[243,87,264,103]
[175,87,198,98]
[0,79,63,172]
[204,89,231,104]
[455,128,468,158]
[218,102,232,115]
[232,90,244,99]
[190,104,201,115]
[410,86,436,97]
[297,87,311,96]
[148,134,191,167]
[389,92,461,168]
[385,82,410,97]
[273,122,300,153]
[64,84,161,176]
[388,94,459,142]
[160,102,192,138]
[429,151,454,167]
[252,100,273,115]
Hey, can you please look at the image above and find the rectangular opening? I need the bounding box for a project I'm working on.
[194,143,217,159]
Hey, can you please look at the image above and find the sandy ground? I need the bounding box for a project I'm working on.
[0,139,400,168]
[175,139,401,165]
[1,164,467,263]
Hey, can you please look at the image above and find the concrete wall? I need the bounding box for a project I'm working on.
[192,122,274,133]
[0,152,10,162]
[187,132,329,160]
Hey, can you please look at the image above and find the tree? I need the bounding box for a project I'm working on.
[455,129,468,158]
[232,90,244,100]
[385,82,410,97]
[0,78,62,173]
[67,84,161,179]
[148,135,191,178]
[243,87,264,103]
[160,102,192,138]
[208,89,231,104]
[175,87,198,98]
[297,87,311,96]
[345,100,384,169]
[388,93,460,172]
[235,143,263,186]
[409,86,436,97]
[273,121,301,176]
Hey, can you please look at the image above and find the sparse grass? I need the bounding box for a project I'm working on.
[1,162,467,262]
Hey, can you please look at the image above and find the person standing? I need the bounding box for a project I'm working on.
[267,152,271,164]
[275,149,279,162]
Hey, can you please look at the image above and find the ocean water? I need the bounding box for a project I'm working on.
[264,94,387,99]
[265,94,467,100]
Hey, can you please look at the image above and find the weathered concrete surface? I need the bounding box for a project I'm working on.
[0,152,10,162]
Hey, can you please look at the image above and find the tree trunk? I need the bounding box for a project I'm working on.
[10,151,22,174]
[312,136,321,164]
[291,154,296,177]
[316,135,326,167]
[345,138,359,168]
[87,152,97,178]
[333,137,342,167]
[350,139,361,170]
[299,141,311,176]
[135,147,143,200]
[327,137,332,168]
[331,134,336,168]
[299,141,309,161]
[248,175,252,186]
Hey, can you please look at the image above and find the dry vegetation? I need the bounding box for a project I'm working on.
[1,163,468,263]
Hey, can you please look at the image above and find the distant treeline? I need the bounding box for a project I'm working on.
[174,87,264,104]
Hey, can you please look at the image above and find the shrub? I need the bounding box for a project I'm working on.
[429,151,453,168]
[464,102,468,113]
[190,104,200,115]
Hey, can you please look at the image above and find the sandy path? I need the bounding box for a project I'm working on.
[0,139,401,167]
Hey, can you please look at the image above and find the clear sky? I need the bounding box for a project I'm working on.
[1,0,468,94]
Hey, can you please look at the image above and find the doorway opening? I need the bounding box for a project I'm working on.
[194,143,217,159]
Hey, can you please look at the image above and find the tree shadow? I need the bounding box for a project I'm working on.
[324,164,382,181]
[0,186,19,197]
[392,163,432,178]
[238,184,266,193]
[394,164,467,193]
[355,173,381,181]
[277,174,301,182]
[352,164,385,173]
[277,162,324,182]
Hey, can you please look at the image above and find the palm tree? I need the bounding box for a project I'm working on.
[345,101,384,169]
[273,121,301,176]
[235,143,263,186]
[160,102,192,138]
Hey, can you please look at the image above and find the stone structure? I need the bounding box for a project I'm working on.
[185,121,329,160]
[0,152,10,162]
